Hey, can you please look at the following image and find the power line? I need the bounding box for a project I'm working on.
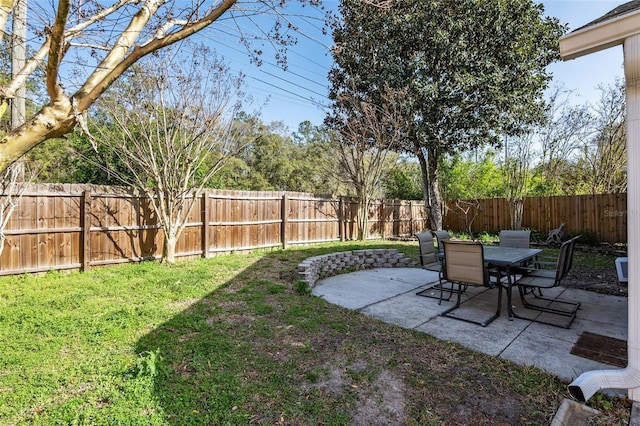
[13,1,335,127]
[207,33,331,87]
[248,74,328,109]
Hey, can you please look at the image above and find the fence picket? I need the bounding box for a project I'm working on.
[0,184,628,276]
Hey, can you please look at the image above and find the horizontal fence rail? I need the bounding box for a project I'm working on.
[442,193,627,244]
[0,184,429,276]
[0,184,627,277]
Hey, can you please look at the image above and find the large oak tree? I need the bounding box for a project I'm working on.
[328,0,565,229]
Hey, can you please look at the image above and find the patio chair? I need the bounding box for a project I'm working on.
[512,236,581,328]
[414,232,441,272]
[499,230,531,248]
[494,230,533,273]
[432,230,451,253]
[414,232,457,303]
[439,241,504,327]
[527,235,581,278]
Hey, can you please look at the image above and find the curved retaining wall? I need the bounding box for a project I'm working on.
[297,249,416,288]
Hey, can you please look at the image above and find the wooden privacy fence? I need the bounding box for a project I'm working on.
[0,184,428,276]
[443,193,627,244]
[0,185,628,277]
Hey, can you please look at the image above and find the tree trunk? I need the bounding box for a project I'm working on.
[417,150,431,229]
[508,197,524,230]
[355,189,369,241]
[417,147,443,230]
[0,0,18,46]
[162,232,178,265]
[426,150,443,230]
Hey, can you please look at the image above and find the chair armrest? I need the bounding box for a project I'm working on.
[486,266,508,287]
[515,274,557,289]
[533,256,557,268]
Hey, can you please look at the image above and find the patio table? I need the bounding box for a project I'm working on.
[481,246,542,320]
[436,245,542,320]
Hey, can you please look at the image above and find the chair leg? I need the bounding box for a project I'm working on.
[517,285,581,314]
[439,283,463,311]
[510,305,577,329]
[440,284,502,327]
[512,285,580,328]
[417,280,466,304]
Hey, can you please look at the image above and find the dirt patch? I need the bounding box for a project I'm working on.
[352,370,407,425]
[307,359,407,425]
[567,265,627,296]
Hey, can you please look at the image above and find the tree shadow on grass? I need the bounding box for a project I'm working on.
[135,242,419,425]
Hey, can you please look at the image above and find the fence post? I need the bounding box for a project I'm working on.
[81,190,91,271]
[409,200,413,236]
[379,199,385,239]
[338,197,344,242]
[201,190,209,258]
[281,193,289,249]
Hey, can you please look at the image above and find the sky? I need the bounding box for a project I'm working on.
[210,0,627,133]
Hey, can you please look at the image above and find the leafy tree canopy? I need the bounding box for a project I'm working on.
[328,0,566,228]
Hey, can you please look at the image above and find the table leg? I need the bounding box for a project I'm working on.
[506,267,514,321]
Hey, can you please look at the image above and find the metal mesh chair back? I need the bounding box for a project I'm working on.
[565,235,581,276]
[557,236,581,281]
[439,240,503,327]
[499,230,531,248]
[432,230,451,253]
[414,232,438,268]
[443,241,486,286]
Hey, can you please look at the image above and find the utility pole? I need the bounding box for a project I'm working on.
[10,0,25,180]
[11,0,25,128]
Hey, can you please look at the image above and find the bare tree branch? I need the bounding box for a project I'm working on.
[46,0,71,102]
[0,160,38,258]
[91,47,252,263]
[1,0,319,173]
[329,85,407,239]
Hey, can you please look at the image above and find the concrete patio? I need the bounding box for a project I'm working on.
[312,267,628,385]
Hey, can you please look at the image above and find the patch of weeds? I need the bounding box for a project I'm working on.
[255,322,275,339]
[283,304,320,330]
[346,366,376,385]
[136,349,169,379]
[407,375,432,387]
[452,231,471,241]
[294,280,312,296]
[572,250,616,269]
[252,302,275,315]
[297,320,320,332]
[328,321,348,332]
[287,305,310,317]
[247,279,272,289]
[306,371,320,384]
[267,284,286,294]
[386,357,399,368]
[589,393,613,411]
[476,232,496,244]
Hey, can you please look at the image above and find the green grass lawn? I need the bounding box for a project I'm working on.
[0,240,630,425]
